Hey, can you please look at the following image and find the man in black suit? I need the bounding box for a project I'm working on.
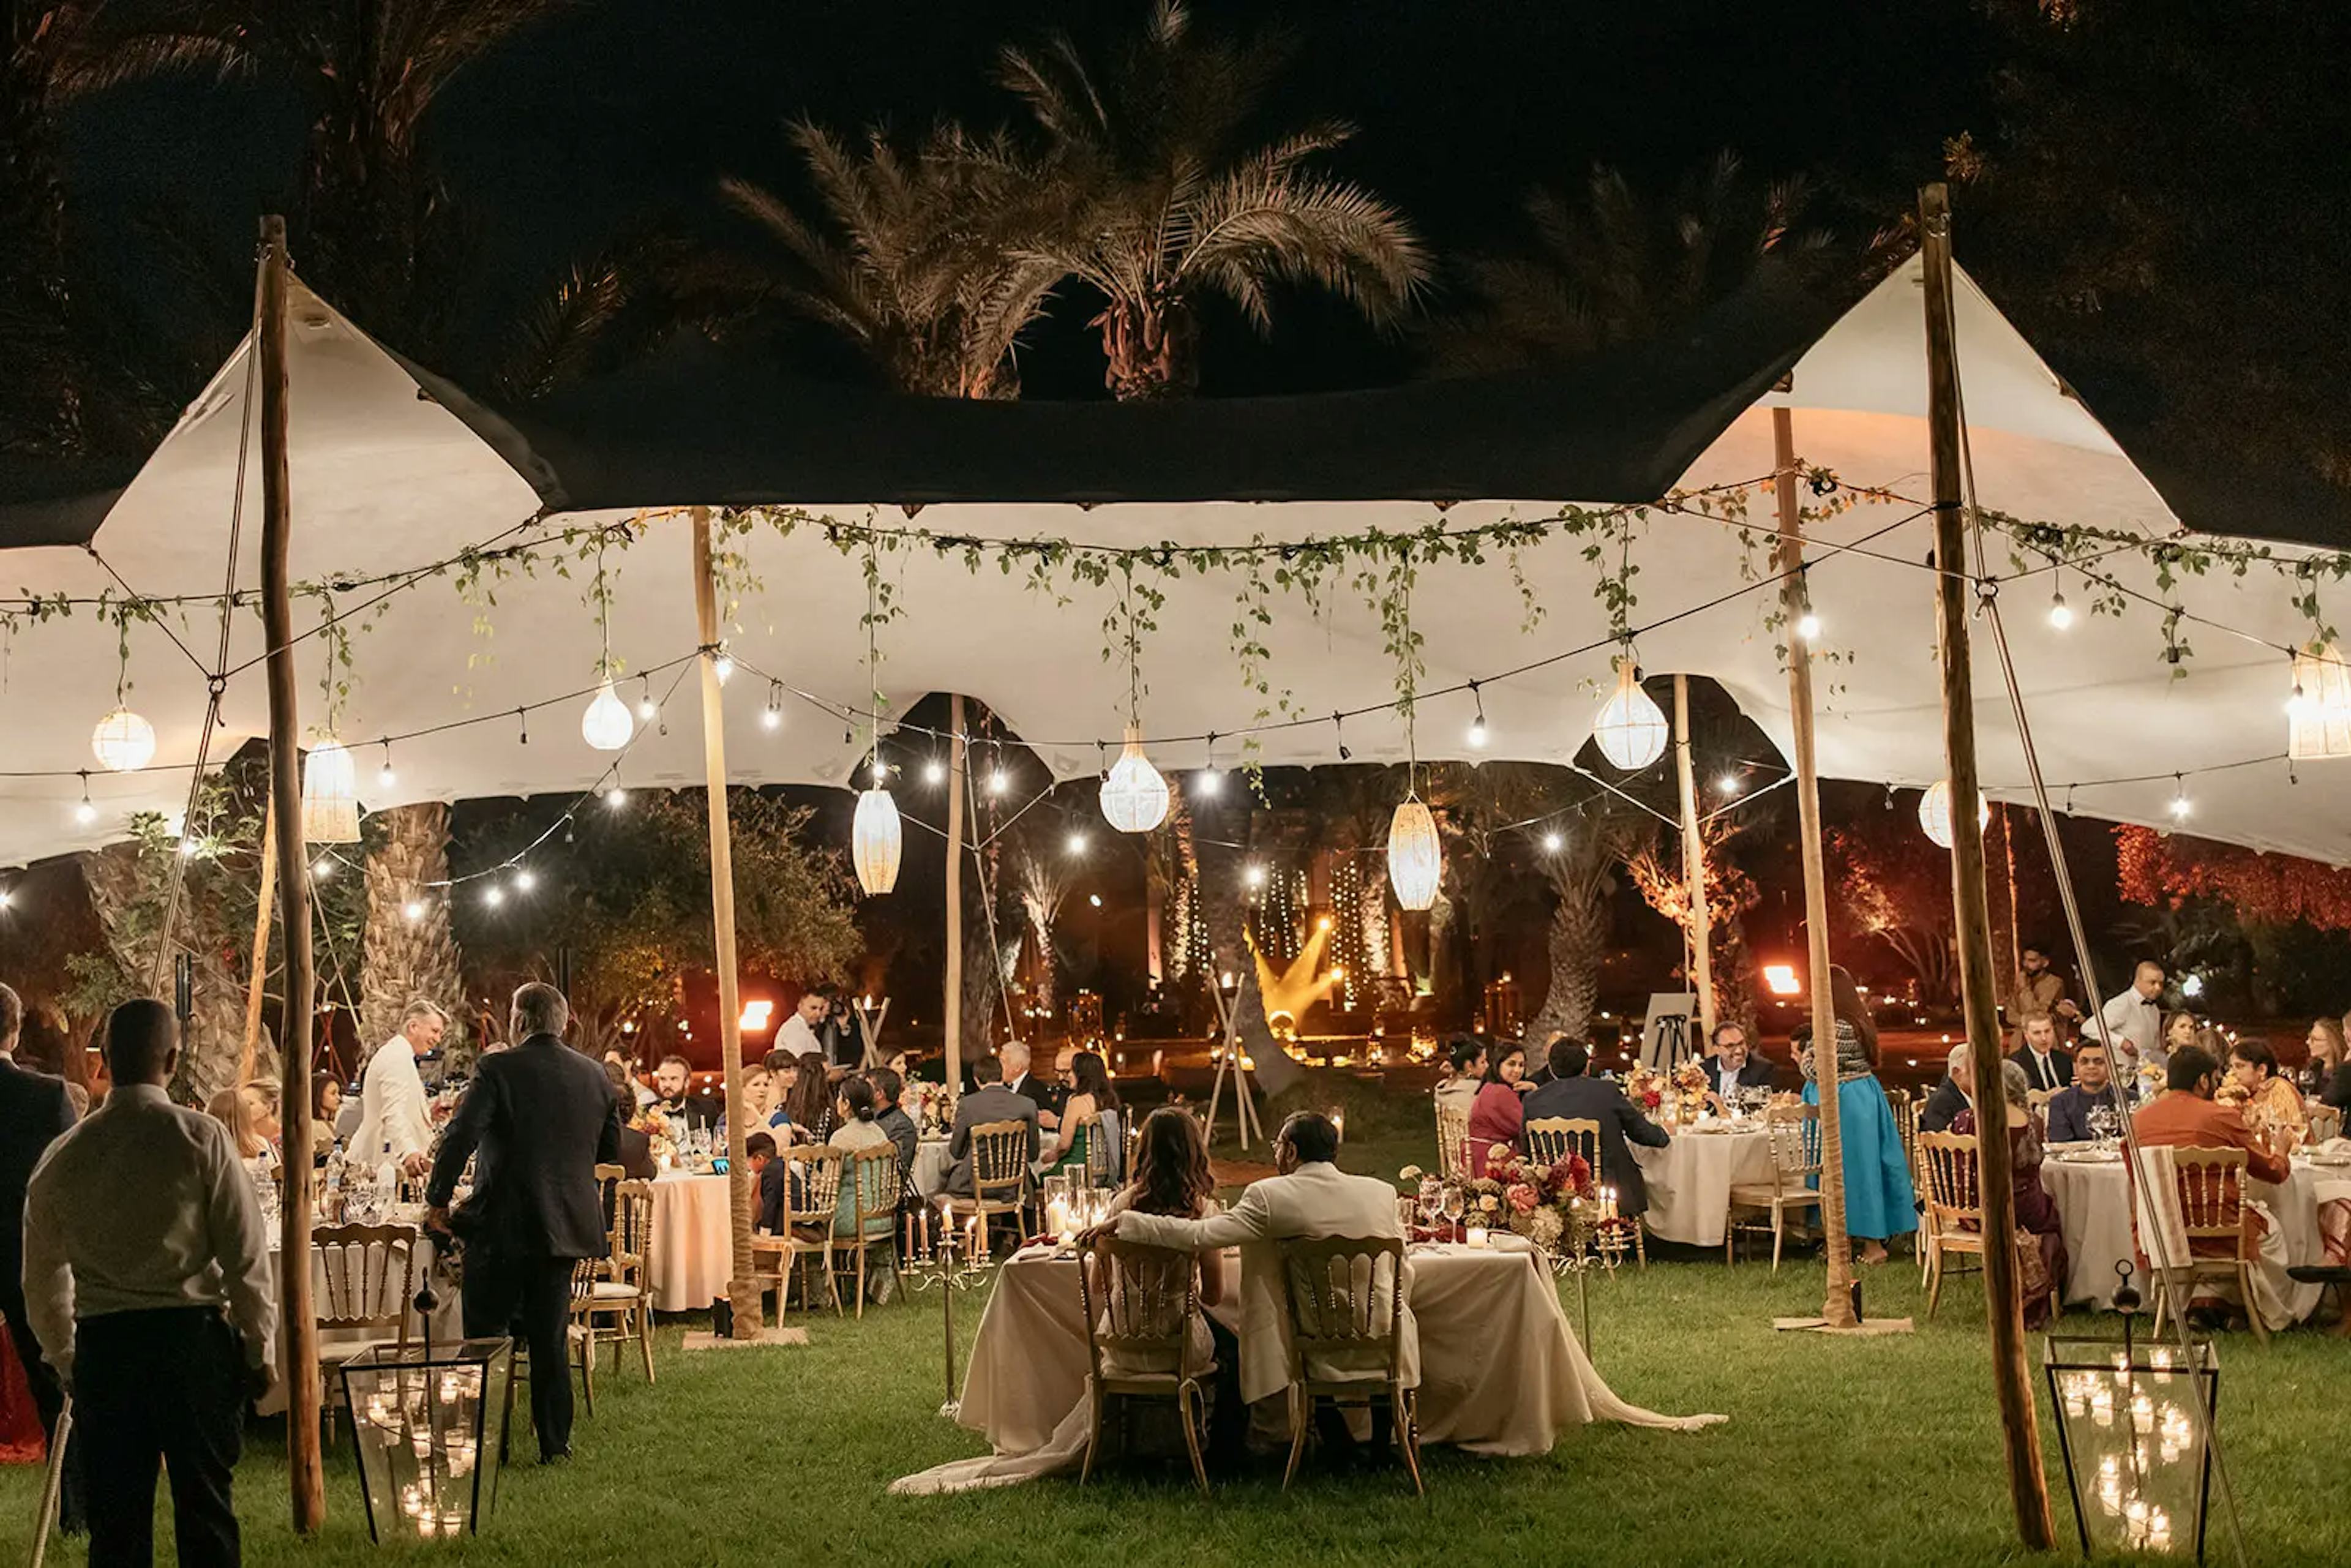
[1921,1044,1971,1134]
[1521,1037,1670,1218]
[2006,1012,2075,1093]
[943,1054,1040,1197]
[1703,1022,1777,1103]
[426,983,619,1463]
[1000,1040,1059,1128]
[0,983,81,1534]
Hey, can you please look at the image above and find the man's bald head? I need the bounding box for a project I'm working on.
[105,997,179,1086]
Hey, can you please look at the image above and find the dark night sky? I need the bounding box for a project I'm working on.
[59,0,1996,399]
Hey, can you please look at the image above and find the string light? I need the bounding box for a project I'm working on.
[713,650,734,685]
[604,785,627,808]
[1541,831,1564,853]
[1715,772,1741,794]
[2049,588,2074,630]
[762,682,783,730]
[2285,679,2312,719]
[923,756,946,784]
[482,885,505,907]
[514,867,537,892]
[1795,610,1822,642]
[402,899,425,923]
[1065,830,1089,856]
[636,675,658,721]
[310,858,334,880]
[73,773,96,827]
[1466,682,1490,749]
[2169,775,2192,821]
[988,767,1010,796]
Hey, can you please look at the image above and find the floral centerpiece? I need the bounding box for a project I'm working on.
[630,1105,679,1168]
[1620,1065,1668,1116]
[1399,1150,1606,1254]
[1673,1058,1711,1120]
[901,1078,955,1138]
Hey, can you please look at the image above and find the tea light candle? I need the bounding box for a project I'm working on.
[2090,1387,2115,1428]
[1465,1225,1490,1248]
[2129,1393,2155,1433]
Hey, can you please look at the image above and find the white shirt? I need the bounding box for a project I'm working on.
[350,1034,433,1165]
[777,1013,823,1059]
[21,1084,277,1387]
[2099,989,2166,1072]
[2022,1046,2064,1091]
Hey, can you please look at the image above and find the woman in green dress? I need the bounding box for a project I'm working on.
[1043,1049,1122,1184]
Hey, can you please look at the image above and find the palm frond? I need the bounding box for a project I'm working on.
[492,257,626,402]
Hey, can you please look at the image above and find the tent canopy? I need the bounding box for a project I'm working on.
[2,256,2343,870]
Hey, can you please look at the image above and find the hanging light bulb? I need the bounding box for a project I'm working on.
[310,857,334,882]
[2049,590,2074,631]
[1540,831,1564,853]
[2285,680,2313,719]
[923,757,946,785]
[636,676,658,722]
[1065,830,1090,856]
[604,784,628,808]
[91,705,156,772]
[1715,772,1741,795]
[2169,777,2192,821]
[1243,863,1267,888]
[1917,779,1989,850]
[514,867,537,892]
[482,885,506,908]
[581,679,634,751]
[851,785,902,895]
[1796,611,1823,642]
[1466,684,1490,751]
[713,650,734,685]
[988,767,1010,797]
[1098,726,1171,833]
[1591,661,1668,771]
[402,899,425,923]
[73,773,97,827]
[1193,767,1223,798]
[1387,796,1442,912]
[300,736,361,843]
[377,742,397,791]
[762,681,784,730]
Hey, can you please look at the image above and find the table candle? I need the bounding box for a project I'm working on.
[1465,1225,1490,1248]
[1046,1197,1071,1238]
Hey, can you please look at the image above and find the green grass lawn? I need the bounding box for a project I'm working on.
[3,1109,2338,1566]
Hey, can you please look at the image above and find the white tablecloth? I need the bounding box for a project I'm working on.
[648,1171,732,1311]
[893,1237,1722,1494]
[2041,1152,2336,1318]
[1632,1126,1775,1247]
[913,1139,952,1199]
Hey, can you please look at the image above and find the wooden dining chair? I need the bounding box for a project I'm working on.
[1076,1239,1212,1495]
[1274,1234,1422,1496]
[945,1120,1033,1258]
[1082,1112,1119,1190]
[1916,1130,1986,1319]
[751,1146,846,1318]
[579,1179,656,1382]
[312,1222,419,1436]
[1435,1102,1471,1182]
[2146,1146,2268,1346]
[835,1146,901,1319]
[1726,1104,1824,1270]
[1524,1116,1644,1269]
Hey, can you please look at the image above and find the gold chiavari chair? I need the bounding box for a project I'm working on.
[1727,1104,1824,1270]
[1077,1239,1212,1495]
[1275,1234,1421,1496]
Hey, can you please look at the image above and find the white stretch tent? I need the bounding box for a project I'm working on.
[1,256,2343,868]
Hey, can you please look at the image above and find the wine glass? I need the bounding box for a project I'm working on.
[1440,1185,1466,1243]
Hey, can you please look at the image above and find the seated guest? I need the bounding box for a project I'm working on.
[1703,1022,1775,1105]
[1954,1060,2066,1327]
[1466,1045,1528,1176]
[2044,1043,2119,1145]
[206,1086,280,1192]
[717,1062,773,1146]
[760,1049,800,1139]
[602,1049,655,1109]
[310,1075,342,1165]
[2007,1012,2074,1093]
[650,1054,718,1132]
[1044,1049,1122,1179]
[601,1060,657,1179]
[830,1078,898,1302]
[1921,1045,1971,1134]
[943,1054,1040,1197]
[1433,1037,1486,1120]
[2133,1045,2290,1186]
[781,1049,839,1146]
[1521,1038,1670,1218]
[1111,1112,1409,1464]
[2300,1017,2349,1107]
[2223,1038,2307,1145]
[1099,1106,1240,1465]
[747,1131,790,1233]
[869,1067,920,1185]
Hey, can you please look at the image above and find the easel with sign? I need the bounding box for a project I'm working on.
[854,997,891,1067]
[1202,983,1264,1150]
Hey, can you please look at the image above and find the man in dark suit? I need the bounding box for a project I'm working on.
[1000,1040,1061,1130]
[1703,1022,1777,1102]
[2043,1042,2117,1145]
[943,1054,1040,1196]
[1521,1037,1670,1218]
[426,983,619,1463]
[2006,1012,2075,1093]
[1921,1044,1972,1134]
[0,983,81,1534]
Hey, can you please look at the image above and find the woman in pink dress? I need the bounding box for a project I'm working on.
[1467,1044,1528,1176]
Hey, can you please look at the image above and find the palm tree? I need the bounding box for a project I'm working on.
[1528,805,1648,1042]
[359,803,465,1055]
[1011,838,1074,1020]
[996,0,1429,398]
[718,123,1062,398]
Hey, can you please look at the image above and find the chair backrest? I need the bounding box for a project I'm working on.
[1078,1238,1203,1382]
[1884,1086,1921,1168]
[1918,1131,1981,1226]
[1082,1112,1117,1190]
[2310,1105,2343,1144]
[784,1146,845,1228]
[1275,1234,1407,1386]
[1436,1102,1471,1181]
[1525,1117,1600,1172]
[968,1119,1032,1207]
[845,1145,899,1239]
[2169,1146,2249,1240]
[610,1179,655,1280]
[1764,1103,1824,1187]
[313,1222,419,1336]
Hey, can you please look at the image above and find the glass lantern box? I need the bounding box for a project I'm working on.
[339,1337,514,1542]
[2044,1335,2219,1560]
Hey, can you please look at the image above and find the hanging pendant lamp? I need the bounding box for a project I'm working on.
[852,785,902,895]
[91,706,156,772]
[302,735,362,843]
[1917,779,1988,850]
[1387,795,1442,912]
[1099,726,1171,833]
[1591,661,1668,771]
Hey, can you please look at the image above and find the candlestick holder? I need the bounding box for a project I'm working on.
[902,1199,994,1414]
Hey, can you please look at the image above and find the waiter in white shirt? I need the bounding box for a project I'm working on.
[776,988,828,1062]
[2098,961,2169,1078]
[351,997,448,1177]
[22,997,277,1567]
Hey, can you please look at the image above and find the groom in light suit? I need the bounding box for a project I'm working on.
[1109,1112,1415,1463]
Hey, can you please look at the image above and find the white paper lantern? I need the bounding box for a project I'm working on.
[852,787,902,895]
[1591,662,1668,771]
[580,679,634,751]
[91,705,156,772]
[1387,797,1442,912]
[1917,779,1989,850]
[301,736,362,843]
[1098,726,1171,833]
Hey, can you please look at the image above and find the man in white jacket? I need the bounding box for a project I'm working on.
[350,999,447,1177]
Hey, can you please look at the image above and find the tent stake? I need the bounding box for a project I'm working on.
[1919,181,2056,1550]
[691,505,761,1338]
[257,214,325,1532]
[945,692,967,1090]
[1671,673,1715,1043]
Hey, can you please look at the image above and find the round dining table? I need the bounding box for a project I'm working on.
[1632,1123,1775,1248]
[647,1170,733,1311]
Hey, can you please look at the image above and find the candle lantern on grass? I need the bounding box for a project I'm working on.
[339,1299,513,1543]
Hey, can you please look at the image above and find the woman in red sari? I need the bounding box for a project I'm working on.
[1467,1043,1528,1176]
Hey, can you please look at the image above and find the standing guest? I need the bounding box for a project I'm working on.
[1466,1044,1528,1176]
[2011,940,2083,1024]
[821,989,861,1070]
[1921,1045,1972,1135]
[600,1060,657,1180]
[204,1087,282,1193]
[309,1076,342,1164]
[781,1049,839,1145]
[23,998,276,1566]
[1434,1037,1487,1120]
[0,983,82,1536]
[2044,1043,2120,1145]
[17,1009,94,1116]
[351,999,447,1180]
[425,983,620,1465]
[1799,967,1918,1266]
[650,1053,718,1133]
[776,988,829,1062]
[2304,1017,2351,1111]
[1703,1022,1776,1105]
[1523,1037,1670,1217]
[2098,961,2169,1078]
[943,1054,1040,1198]
[2008,1012,2075,1093]
[1101,1107,1240,1466]
[1044,1050,1122,1179]
[2224,1038,2308,1145]
[1952,1060,2066,1328]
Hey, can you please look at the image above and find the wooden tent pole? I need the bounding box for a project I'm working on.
[239,797,276,1085]
[257,215,324,1532]
[1671,673,1715,1043]
[1772,395,1853,1327]
[1919,181,2057,1549]
[691,506,760,1338]
[944,693,967,1090]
